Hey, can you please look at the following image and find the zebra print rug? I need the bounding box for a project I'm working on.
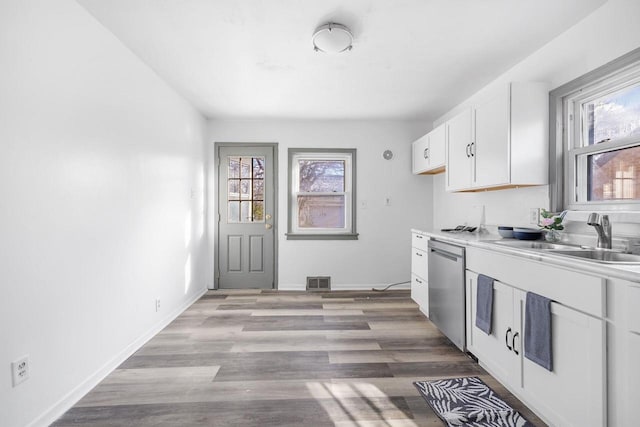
[414,377,534,427]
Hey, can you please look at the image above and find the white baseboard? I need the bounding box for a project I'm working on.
[277,283,411,291]
[28,287,208,427]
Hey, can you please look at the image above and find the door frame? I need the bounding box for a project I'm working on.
[212,142,278,290]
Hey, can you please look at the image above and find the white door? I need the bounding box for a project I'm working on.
[473,85,510,188]
[429,122,447,169]
[516,289,605,427]
[412,134,430,174]
[466,272,517,385]
[446,108,473,191]
[217,145,276,289]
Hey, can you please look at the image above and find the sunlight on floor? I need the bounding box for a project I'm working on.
[306,381,419,427]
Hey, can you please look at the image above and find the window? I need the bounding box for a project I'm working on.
[550,48,640,211]
[287,148,357,240]
[227,156,265,222]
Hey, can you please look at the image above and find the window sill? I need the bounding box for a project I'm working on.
[285,233,359,241]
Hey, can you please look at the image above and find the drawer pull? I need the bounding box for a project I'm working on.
[416,235,423,239]
[505,327,513,351]
[415,278,422,284]
[416,252,423,257]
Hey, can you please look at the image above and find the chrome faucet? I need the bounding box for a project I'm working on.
[587,213,612,249]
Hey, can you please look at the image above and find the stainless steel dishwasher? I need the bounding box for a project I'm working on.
[428,239,466,351]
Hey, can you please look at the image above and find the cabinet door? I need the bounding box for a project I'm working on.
[446,108,473,191]
[428,123,446,169]
[411,274,429,316]
[515,290,605,427]
[473,85,510,188]
[625,332,640,425]
[466,271,517,385]
[412,134,430,174]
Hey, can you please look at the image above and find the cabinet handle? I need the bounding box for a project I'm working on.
[424,148,429,159]
[512,332,520,355]
[505,327,513,351]
[416,252,423,257]
[416,235,423,239]
[465,144,470,157]
[470,142,475,157]
[415,278,422,284]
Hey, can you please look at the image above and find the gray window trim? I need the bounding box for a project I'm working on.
[549,47,640,211]
[286,148,358,240]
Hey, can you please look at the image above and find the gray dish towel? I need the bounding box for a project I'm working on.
[524,292,553,371]
[475,274,494,334]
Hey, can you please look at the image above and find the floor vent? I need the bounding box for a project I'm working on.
[306,276,331,291]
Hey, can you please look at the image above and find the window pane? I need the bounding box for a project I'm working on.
[253,158,265,179]
[297,195,345,228]
[587,145,640,200]
[253,180,264,200]
[253,201,264,221]
[241,158,252,178]
[583,84,640,146]
[298,160,345,192]
[229,157,240,179]
[228,180,239,200]
[240,179,251,199]
[240,201,252,222]
[228,201,239,223]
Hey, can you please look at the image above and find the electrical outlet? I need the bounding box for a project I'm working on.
[155,298,161,312]
[529,208,540,225]
[12,355,29,387]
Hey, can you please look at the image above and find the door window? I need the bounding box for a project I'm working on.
[227,156,265,223]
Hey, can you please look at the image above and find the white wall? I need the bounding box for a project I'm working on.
[0,2,207,426]
[208,120,431,289]
[432,0,640,229]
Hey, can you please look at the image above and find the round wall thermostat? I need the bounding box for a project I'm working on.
[383,150,394,160]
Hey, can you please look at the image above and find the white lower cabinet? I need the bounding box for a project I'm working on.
[411,274,429,316]
[411,231,429,315]
[466,276,518,385]
[466,270,605,427]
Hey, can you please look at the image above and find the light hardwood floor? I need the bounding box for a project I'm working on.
[53,290,545,426]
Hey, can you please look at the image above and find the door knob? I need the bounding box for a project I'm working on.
[265,223,272,230]
[265,214,272,220]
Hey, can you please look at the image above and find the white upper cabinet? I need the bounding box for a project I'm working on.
[446,82,548,192]
[428,123,446,168]
[412,123,446,174]
[445,108,474,191]
[412,134,429,174]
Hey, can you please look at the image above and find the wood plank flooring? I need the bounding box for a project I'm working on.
[53,290,545,426]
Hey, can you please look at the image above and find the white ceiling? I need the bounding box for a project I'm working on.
[78,0,606,121]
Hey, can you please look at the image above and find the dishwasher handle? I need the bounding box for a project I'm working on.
[428,239,465,259]
[429,248,460,262]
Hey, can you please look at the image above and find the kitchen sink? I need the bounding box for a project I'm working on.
[492,240,580,250]
[548,250,640,264]
[491,240,640,264]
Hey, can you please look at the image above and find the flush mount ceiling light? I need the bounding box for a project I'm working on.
[312,23,353,53]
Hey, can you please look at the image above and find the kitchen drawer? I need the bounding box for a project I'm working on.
[411,248,427,280]
[466,247,604,317]
[411,274,429,315]
[411,232,428,251]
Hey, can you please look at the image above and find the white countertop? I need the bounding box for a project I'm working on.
[412,228,640,283]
